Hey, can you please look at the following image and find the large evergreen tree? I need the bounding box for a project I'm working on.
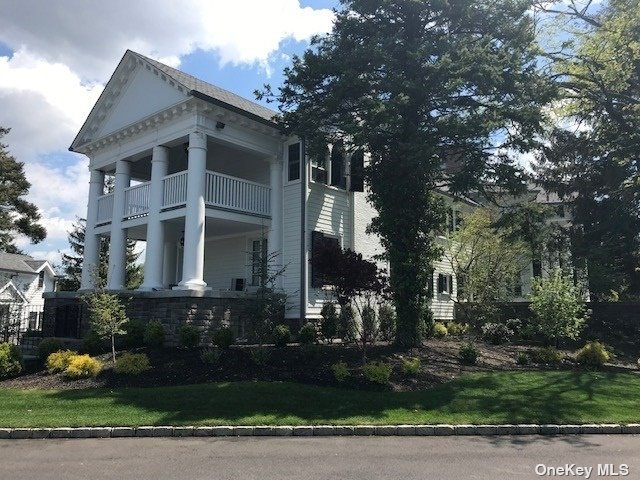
[0,127,46,252]
[262,0,554,346]
[58,217,143,291]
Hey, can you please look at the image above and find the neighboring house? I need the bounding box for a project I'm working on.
[44,50,580,339]
[0,252,56,338]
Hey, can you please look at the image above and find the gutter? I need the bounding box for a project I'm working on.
[299,138,308,322]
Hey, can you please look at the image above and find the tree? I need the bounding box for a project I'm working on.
[84,290,129,363]
[534,0,640,299]
[262,0,555,347]
[58,217,143,290]
[444,208,530,325]
[0,127,46,252]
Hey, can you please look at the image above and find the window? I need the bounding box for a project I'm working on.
[28,311,39,330]
[349,150,365,192]
[38,271,45,288]
[457,274,466,298]
[311,231,340,288]
[446,209,463,233]
[251,239,268,286]
[287,142,301,182]
[311,145,328,184]
[330,142,346,189]
[437,273,453,295]
[532,258,542,278]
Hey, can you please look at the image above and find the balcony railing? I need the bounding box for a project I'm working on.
[94,170,270,224]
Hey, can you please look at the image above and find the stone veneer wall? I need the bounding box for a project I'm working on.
[43,291,256,346]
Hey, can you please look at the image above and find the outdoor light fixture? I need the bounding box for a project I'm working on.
[215,121,225,130]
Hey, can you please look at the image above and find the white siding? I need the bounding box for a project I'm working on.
[282,182,302,318]
[431,246,457,321]
[203,236,251,291]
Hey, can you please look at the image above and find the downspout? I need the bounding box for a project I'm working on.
[299,138,308,323]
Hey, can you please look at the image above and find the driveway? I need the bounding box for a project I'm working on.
[1,435,638,479]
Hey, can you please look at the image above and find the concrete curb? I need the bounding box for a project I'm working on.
[0,424,639,439]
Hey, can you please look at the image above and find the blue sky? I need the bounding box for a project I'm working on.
[0,0,339,266]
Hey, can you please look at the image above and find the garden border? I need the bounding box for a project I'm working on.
[1,423,639,439]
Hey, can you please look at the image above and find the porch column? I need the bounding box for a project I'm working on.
[162,240,178,287]
[107,159,131,290]
[139,146,169,290]
[177,131,208,290]
[80,168,104,290]
[268,157,284,288]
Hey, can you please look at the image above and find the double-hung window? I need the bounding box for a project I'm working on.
[251,239,268,287]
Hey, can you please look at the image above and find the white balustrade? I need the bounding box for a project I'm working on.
[205,171,271,216]
[96,193,114,224]
[124,182,151,218]
[162,171,188,208]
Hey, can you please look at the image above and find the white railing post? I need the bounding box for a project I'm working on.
[139,146,169,290]
[80,168,104,290]
[107,159,131,290]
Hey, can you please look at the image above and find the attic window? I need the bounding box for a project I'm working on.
[38,271,45,288]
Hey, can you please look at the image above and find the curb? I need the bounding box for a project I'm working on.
[0,424,639,439]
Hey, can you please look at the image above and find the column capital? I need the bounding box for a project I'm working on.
[114,159,130,176]
[188,131,207,150]
[152,145,170,163]
[89,169,104,184]
[269,156,283,166]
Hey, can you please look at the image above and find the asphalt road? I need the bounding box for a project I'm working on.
[1,435,638,480]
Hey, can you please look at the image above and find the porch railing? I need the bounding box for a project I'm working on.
[124,182,150,218]
[162,171,188,209]
[96,193,114,224]
[205,171,270,216]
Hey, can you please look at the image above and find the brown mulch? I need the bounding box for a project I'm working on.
[2,339,637,392]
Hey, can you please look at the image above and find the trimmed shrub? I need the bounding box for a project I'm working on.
[272,324,291,348]
[298,323,317,345]
[144,320,165,349]
[331,360,350,382]
[250,347,271,366]
[38,338,64,361]
[115,353,150,375]
[123,319,145,349]
[446,322,468,337]
[402,357,421,376]
[81,331,106,355]
[481,322,513,345]
[64,354,102,379]
[179,325,201,349]
[338,304,357,343]
[320,302,338,342]
[529,347,563,365]
[362,361,392,385]
[516,352,530,365]
[459,343,479,365]
[432,322,448,338]
[211,327,235,349]
[200,348,221,365]
[378,304,397,342]
[0,342,23,378]
[46,349,77,374]
[576,341,610,367]
[361,304,378,345]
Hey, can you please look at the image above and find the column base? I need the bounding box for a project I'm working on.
[137,285,167,292]
[173,280,210,292]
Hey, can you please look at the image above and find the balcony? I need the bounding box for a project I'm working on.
[95,170,271,225]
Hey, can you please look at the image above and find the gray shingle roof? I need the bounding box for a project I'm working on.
[130,51,278,125]
[0,252,44,274]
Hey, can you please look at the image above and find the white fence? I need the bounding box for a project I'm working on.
[96,193,114,224]
[124,182,150,218]
[205,171,271,216]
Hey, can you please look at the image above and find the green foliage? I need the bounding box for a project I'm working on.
[115,353,150,375]
[516,352,530,366]
[244,290,287,345]
[266,0,553,347]
[576,341,611,368]
[529,268,589,344]
[250,347,271,366]
[432,322,448,338]
[481,322,514,345]
[200,348,221,366]
[179,325,201,349]
[0,342,22,378]
[529,347,563,365]
[338,304,357,343]
[362,361,392,385]
[46,350,77,374]
[64,354,102,379]
[360,304,378,346]
[320,302,338,342]
[446,322,468,337]
[378,304,396,342]
[38,338,64,361]
[459,343,479,365]
[297,323,317,346]
[0,126,46,252]
[211,327,234,349]
[272,324,291,348]
[331,360,350,382]
[143,320,165,349]
[81,331,106,355]
[123,320,145,349]
[401,357,421,376]
[84,291,129,363]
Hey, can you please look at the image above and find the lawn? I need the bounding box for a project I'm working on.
[1,371,639,428]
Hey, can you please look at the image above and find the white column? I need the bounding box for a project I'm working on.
[268,158,284,288]
[80,168,104,290]
[139,146,169,290]
[162,240,178,287]
[107,159,131,290]
[176,131,208,290]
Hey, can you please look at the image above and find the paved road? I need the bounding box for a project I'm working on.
[1,435,638,479]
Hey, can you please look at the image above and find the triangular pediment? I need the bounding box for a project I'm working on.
[0,281,27,303]
[71,51,189,151]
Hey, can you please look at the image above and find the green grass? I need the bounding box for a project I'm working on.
[1,371,639,427]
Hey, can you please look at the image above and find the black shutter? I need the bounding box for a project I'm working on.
[311,231,324,288]
[448,275,454,294]
[330,143,346,188]
[437,274,444,294]
[349,150,364,192]
[288,143,301,181]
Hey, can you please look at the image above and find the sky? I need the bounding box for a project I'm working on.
[0,0,339,266]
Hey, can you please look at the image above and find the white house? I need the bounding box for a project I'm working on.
[0,252,56,337]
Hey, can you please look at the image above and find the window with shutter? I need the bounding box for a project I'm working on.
[349,149,364,192]
[288,142,301,182]
[311,231,340,287]
[330,142,346,189]
[311,145,328,184]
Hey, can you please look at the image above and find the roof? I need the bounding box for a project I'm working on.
[130,51,278,125]
[0,252,49,274]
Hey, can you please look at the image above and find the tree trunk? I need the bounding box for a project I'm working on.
[111,334,116,364]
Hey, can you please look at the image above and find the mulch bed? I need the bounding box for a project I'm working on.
[2,339,637,392]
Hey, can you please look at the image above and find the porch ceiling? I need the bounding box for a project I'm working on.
[126,216,269,242]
